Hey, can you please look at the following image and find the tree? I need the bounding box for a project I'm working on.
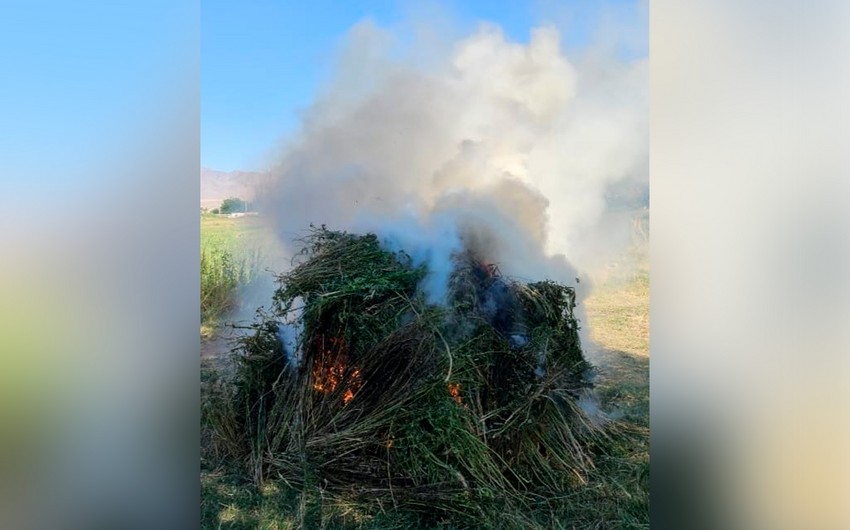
[219,197,247,214]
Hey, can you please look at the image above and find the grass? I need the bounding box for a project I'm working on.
[584,257,649,358]
[201,338,649,529]
[200,246,260,336]
[200,219,650,529]
[200,214,284,337]
[201,213,277,252]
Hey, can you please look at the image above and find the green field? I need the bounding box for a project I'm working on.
[200,216,649,529]
[200,214,285,338]
[201,214,280,253]
[585,270,649,358]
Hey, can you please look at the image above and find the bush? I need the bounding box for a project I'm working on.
[200,246,259,327]
[220,197,248,214]
[204,227,603,526]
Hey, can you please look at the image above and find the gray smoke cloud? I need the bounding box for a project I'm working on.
[259,20,647,306]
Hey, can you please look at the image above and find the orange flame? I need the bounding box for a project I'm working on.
[477,260,500,279]
[312,362,345,393]
[311,334,361,404]
[448,383,462,404]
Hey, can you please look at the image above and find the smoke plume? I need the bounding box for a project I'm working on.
[259,20,647,306]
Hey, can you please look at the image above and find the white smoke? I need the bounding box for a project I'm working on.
[277,295,304,366]
[259,20,647,305]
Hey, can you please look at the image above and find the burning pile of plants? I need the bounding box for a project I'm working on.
[203,226,604,524]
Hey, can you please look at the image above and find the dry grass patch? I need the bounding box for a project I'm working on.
[584,269,649,357]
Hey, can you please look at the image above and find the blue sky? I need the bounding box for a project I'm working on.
[201,0,646,171]
[0,1,645,184]
[0,1,198,188]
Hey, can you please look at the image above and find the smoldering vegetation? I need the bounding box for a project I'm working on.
[202,16,648,529]
[202,228,647,528]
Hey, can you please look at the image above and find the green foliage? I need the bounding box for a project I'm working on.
[200,245,260,328]
[220,196,248,214]
[202,227,648,528]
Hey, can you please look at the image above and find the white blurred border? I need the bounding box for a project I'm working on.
[3,1,850,528]
[652,1,850,528]
[0,2,199,529]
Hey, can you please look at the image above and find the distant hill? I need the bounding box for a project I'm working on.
[201,168,271,210]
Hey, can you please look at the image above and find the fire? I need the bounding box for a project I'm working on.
[312,361,345,393]
[448,383,462,404]
[477,260,501,280]
[311,334,361,404]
